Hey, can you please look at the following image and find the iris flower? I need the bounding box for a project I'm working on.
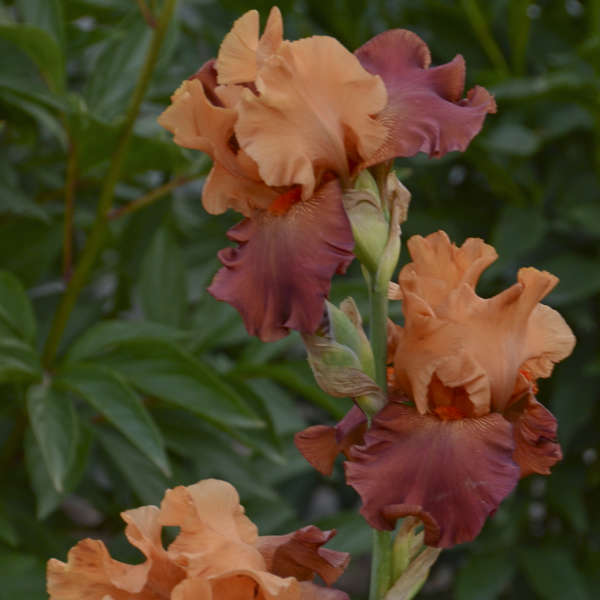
[159,8,496,341]
[47,479,349,599]
[296,231,575,547]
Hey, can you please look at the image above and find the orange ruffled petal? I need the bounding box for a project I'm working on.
[235,36,387,198]
[392,231,575,415]
[216,8,283,86]
[48,479,349,600]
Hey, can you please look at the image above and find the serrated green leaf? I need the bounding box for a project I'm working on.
[0,24,64,93]
[139,226,187,327]
[456,552,516,600]
[0,270,36,342]
[0,338,42,384]
[66,319,188,362]
[95,425,169,506]
[519,546,589,600]
[56,363,170,476]
[27,383,78,493]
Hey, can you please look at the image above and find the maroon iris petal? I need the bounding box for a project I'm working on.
[355,29,496,163]
[511,394,562,478]
[189,59,222,106]
[208,179,354,341]
[345,399,520,547]
[256,526,350,585]
[295,405,367,476]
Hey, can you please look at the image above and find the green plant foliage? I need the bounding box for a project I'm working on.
[0,0,598,598]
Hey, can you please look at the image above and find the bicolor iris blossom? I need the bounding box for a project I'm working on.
[47,479,349,600]
[158,8,496,341]
[296,231,575,547]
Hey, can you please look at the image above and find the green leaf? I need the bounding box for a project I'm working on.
[456,552,516,600]
[0,161,53,220]
[27,383,78,493]
[0,23,64,93]
[0,270,36,342]
[0,338,42,384]
[84,19,151,119]
[139,226,187,327]
[0,550,45,598]
[0,505,19,546]
[483,122,541,157]
[95,425,169,506]
[56,363,170,476]
[16,0,65,48]
[66,319,189,362]
[519,546,589,600]
[24,425,91,519]
[85,341,265,431]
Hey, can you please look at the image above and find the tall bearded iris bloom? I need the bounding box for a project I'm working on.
[159,8,496,341]
[47,479,349,599]
[296,231,575,548]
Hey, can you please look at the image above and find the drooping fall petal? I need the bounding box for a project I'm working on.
[355,29,496,164]
[345,399,520,547]
[256,526,350,585]
[216,7,283,85]
[294,405,367,476]
[235,36,387,198]
[509,394,562,478]
[208,179,354,341]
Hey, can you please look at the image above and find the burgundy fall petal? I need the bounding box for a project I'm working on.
[256,526,350,585]
[299,581,350,600]
[208,179,354,341]
[511,394,562,478]
[189,59,221,106]
[345,399,520,547]
[355,29,496,164]
[294,405,367,476]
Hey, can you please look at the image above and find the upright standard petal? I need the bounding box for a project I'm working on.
[392,232,575,415]
[208,179,354,341]
[160,480,266,577]
[256,526,350,585]
[216,7,283,85]
[355,29,496,163]
[235,36,387,198]
[346,398,520,547]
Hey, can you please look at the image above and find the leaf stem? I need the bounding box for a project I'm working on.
[136,0,157,28]
[108,174,200,220]
[62,137,78,281]
[368,273,392,599]
[42,0,177,368]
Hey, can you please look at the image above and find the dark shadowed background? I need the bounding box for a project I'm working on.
[0,0,599,598]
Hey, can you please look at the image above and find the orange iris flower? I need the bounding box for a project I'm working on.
[158,8,496,341]
[296,231,575,547]
[47,479,349,599]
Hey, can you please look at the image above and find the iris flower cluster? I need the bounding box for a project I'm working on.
[47,7,574,599]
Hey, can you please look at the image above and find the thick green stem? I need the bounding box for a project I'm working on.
[368,279,391,599]
[42,0,177,368]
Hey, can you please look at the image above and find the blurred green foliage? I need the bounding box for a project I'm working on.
[0,0,598,598]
